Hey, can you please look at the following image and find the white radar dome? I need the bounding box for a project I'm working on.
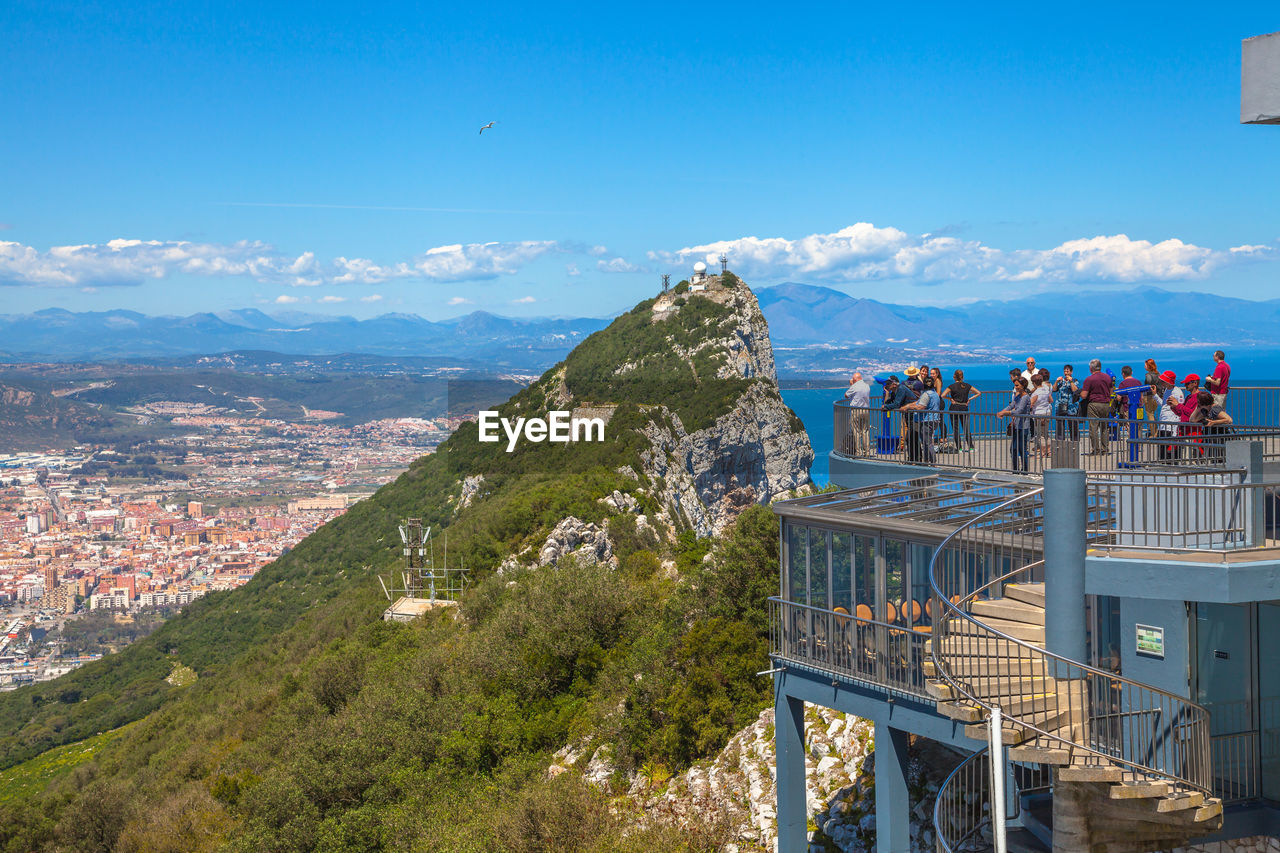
[693,261,707,273]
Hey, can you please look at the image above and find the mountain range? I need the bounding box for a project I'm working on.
[3,284,1279,366]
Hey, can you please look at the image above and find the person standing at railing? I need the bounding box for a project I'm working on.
[942,369,979,451]
[1143,359,1161,438]
[1207,350,1231,407]
[901,381,941,464]
[1154,370,1185,461]
[1176,374,1203,457]
[1030,372,1053,458]
[1081,359,1113,456]
[882,375,918,458]
[998,376,1033,472]
[1053,364,1081,441]
[1021,356,1038,384]
[929,367,946,445]
[843,372,872,456]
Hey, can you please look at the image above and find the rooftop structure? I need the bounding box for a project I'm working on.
[1243,31,1280,125]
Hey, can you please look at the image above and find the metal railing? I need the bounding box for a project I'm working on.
[834,400,1280,474]
[1086,477,1280,553]
[934,748,1053,853]
[930,488,1214,853]
[1211,731,1260,803]
[768,598,931,699]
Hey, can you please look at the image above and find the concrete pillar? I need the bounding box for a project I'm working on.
[874,722,911,853]
[1043,468,1087,663]
[774,688,808,852]
[1226,440,1265,547]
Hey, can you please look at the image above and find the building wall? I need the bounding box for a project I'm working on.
[1119,596,1190,699]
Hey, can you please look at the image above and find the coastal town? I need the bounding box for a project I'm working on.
[0,405,460,690]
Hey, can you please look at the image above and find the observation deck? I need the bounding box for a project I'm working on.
[769,440,1280,851]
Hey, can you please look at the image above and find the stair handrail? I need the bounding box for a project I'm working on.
[928,488,1213,852]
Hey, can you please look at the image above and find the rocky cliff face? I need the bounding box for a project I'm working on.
[640,380,811,536]
[634,280,812,536]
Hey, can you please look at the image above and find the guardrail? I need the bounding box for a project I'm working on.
[1086,477,1280,552]
[934,748,1052,853]
[929,489,1214,852]
[768,598,931,700]
[834,401,1280,474]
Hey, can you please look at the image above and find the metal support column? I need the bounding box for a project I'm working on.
[1044,468,1087,663]
[774,686,808,852]
[1226,440,1265,547]
[874,721,911,853]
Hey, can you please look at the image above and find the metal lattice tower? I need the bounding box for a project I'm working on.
[661,273,670,292]
[719,252,728,274]
[380,518,468,604]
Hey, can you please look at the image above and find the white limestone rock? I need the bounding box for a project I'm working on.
[537,516,616,568]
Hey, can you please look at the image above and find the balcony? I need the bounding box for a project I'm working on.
[831,385,1280,476]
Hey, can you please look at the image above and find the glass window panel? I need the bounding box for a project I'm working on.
[854,534,876,619]
[809,529,829,610]
[1259,603,1280,801]
[786,523,806,604]
[909,543,932,627]
[885,539,904,625]
[831,532,852,613]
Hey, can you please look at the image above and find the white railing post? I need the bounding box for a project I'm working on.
[989,706,1008,853]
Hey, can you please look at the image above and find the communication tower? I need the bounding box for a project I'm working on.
[719,252,728,274]
[661,273,670,292]
[379,518,469,620]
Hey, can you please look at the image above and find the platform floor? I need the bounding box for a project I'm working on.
[838,431,1274,475]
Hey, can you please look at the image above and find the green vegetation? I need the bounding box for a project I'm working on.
[0,286,804,851]
[562,295,751,432]
[0,725,133,805]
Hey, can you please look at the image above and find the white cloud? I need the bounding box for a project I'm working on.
[566,263,581,277]
[512,296,536,304]
[319,295,346,303]
[275,294,301,304]
[597,257,647,274]
[649,224,1274,285]
[0,237,569,288]
[360,293,383,303]
[446,296,471,306]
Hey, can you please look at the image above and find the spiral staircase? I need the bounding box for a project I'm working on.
[926,489,1223,853]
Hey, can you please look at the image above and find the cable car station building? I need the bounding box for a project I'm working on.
[770,439,1280,851]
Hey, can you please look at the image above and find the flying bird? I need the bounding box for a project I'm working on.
[479,121,496,135]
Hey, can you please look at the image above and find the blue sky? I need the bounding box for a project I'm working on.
[1,1,1278,319]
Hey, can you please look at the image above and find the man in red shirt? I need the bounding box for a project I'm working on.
[1081,358,1114,455]
[1206,350,1230,407]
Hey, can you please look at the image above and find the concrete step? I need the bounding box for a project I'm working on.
[966,719,1040,746]
[926,674,1055,701]
[1108,781,1172,799]
[927,634,1041,658]
[970,598,1046,626]
[1003,583,1046,608]
[938,700,985,722]
[1059,765,1123,783]
[1153,791,1205,813]
[948,616,1045,644]
[925,655,1047,678]
[1008,738,1074,765]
